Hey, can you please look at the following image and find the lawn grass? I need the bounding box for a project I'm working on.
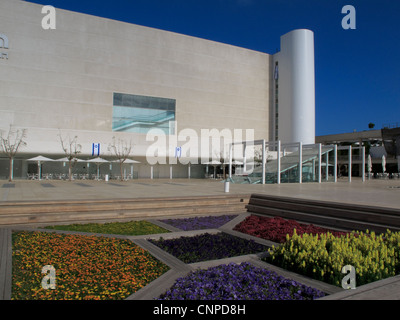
[44,220,170,236]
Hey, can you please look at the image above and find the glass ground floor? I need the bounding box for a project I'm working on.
[1,141,398,182]
[227,141,400,184]
[0,157,205,181]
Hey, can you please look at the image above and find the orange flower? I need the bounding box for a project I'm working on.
[12,231,169,300]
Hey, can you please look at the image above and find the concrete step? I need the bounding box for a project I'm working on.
[246,204,400,233]
[249,194,400,217]
[0,194,249,215]
[246,194,400,234]
[0,194,250,226]
[248,197,400,228]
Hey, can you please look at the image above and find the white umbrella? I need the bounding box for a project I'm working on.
[28,155,54,162]
[231,160,244,165]
[112,158,140,179]
[204,160,222,165]
[114,158,141,164]
[27,155,54,180]
[55,157,84,163]
[87,157,109,179]
[54,157,85,180]
[382,155,386,173]
[87,157,109,165]
[367,154,372,173]
[204,160,221,178]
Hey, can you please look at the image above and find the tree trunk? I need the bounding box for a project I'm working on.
[8,157,13,182]
[69,164,72,181]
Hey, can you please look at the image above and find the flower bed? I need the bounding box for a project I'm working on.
[149,232,266,263]
[45,220,170,236]
[266,229,400,287]
[160,215,238,231]
[234,215,347,243]
[12,231,169,300]
[158,262,325,300]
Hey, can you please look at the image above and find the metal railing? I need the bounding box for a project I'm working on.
[382,122,400,129]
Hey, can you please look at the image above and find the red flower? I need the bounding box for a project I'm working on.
[234,216,347,243]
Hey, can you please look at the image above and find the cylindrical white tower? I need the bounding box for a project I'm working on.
[273,29,315,145]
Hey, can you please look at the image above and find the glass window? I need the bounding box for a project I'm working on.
[112,93,176,134]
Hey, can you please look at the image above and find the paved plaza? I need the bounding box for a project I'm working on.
[1,177,399,210]
[1,177,400,300]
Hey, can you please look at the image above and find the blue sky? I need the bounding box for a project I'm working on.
[26,0,400,136]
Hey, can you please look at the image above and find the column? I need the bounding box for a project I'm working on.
[298,142,302,183]
[277,140,281,184]
[325,152,329,182]
[334,144,338,183]
[229,143,233,178]
[262,140,266,184]
[362,146,365,182]
[348,145,352,182]
[318,144,322,183]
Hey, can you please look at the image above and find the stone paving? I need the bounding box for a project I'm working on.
[1,177,400,210]
[1,177,400,300]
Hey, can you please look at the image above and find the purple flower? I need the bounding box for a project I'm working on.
[149,232,266,263]
[160,215,238,231]
[157,262,326,300]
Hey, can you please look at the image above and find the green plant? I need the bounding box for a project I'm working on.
[45,220,169,236]
[266,229,400,287]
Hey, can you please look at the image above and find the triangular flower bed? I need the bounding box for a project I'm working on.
[148,232,266,263]
[233,215,347,243]
[12,231,169,300]
[159,215,238,231]
[158,262,326,300]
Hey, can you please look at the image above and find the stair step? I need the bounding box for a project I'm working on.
[246,194,400,234]
[247,204,400,233]
[247,198,400,228]
[249,194,400,215]
[0,195,250,226]
[0,199,244,215]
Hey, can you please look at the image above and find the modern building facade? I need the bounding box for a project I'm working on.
[317,126,400,176]
[0,0,316,180]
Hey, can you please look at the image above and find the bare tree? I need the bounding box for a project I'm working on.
[108,136,133,181]
[214,148,230,179]
[0,125,27,182]
[58,131,82,181]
